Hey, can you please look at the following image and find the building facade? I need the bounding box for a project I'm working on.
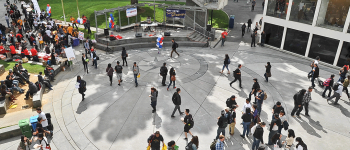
[262,0,350,67]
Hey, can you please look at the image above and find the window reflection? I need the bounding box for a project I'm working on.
[337,42,350,67]
[309,34,339,64]
[289,0,317,25]
[263,23,284,48]
[284,28,310,55]
[316,0,350,32]
[266,0,291,19]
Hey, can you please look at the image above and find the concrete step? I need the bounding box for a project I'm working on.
[194,35,204,41]
[189,32,198,38]
[199,37,207,42]
[96,36,190,46]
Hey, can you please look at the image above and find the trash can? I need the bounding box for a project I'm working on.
[30,115,39,131]
[229,15,235,28]
[19,119,32,138]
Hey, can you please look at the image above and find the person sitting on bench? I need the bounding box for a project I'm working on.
[18,61,30,77]
[13,64,29,84]
[24,82,38,100]
[44,65,55,81]
[38,72,53,90]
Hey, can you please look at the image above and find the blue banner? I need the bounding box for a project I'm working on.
[166,9,186,18]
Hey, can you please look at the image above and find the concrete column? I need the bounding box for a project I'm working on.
[305,33,313,57]
[119,9,121,28]
[342,7,350,33]
[194,11,196,29]
[285,0,293,21]
[105,13,108,29]
[204,9,207,35]
[313,0,325,27]
[94,11,98,34]
[280,27,287,49]
[263,0,268,16]
[333,41,344,66]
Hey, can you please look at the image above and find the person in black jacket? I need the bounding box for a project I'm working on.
[252,122,266,150]
[264,62,271,82]
[13,63,29,84]
[171,88,183,117]
[216,110,227,139]
[226,95,239,109]
[160,63,168,86]
[291,89,306,117]
[44,65,55,81]
[322,74,334,97]
[38,72,52,90]
[170,39,179,58]
[220,54,230,74]
[249,78,260,102]
[121,47,127,66]
[230,64,242,88]
[267,113,281,145]
[311,63,319,87]
[82,53,89,74]
[77,76,86,101]
[183,109,194,140]
[241,108,252,138]
[24,82,38,100]
[271,133,282,148]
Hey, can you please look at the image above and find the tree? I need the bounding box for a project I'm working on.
[131,0,138,5]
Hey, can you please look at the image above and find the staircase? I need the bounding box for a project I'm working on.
[188,31,208,43]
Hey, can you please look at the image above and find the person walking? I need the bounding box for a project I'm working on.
[261,31,266,47]
[338,65,348,82]
[259,17,263,26]
[220,54,230,74]
[249,78,260,102]
[216,110,228,139]
[291,89,306,117]
[82,53,89,74]
[311,63,319,88]
[230,64,242,88]
[215,135,225,150]
[264,62,271,82]
[36,108,52,136]
[183,109,194,140]
[111,61,122,85]
[167,67,176,91]
[5,14,10,28]
[170,39,179,58]
[283,129,295,149]
[221,30,228,47]
[322,74,334,98]
[147,131,165,150]
[106,63,114,86]
[308,56,320,79]
[252,0,256,11]
[342,75,350,100]
[149,87,158,113]
[247,19,252,32]
[229,106,237,135]
[77,76,86,101]
[133,62,140,87]
[241,23,246,37]
[91,49,97,69]
[251,31,257,47]
[327,81,343,105]
[295,137,308,150]
[251,122,266,150]
[171,88,183,117]
[121,47,128,66]
[187,136,199,150]
[240,108,252,138]
[271,133,282,149]
[303,86,313,117]
[160,63,168,86]
[267,113,281,145]
[84,40,90,57]
[255,88,264,115]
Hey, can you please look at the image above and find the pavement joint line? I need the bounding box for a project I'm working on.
[109,86,148,149]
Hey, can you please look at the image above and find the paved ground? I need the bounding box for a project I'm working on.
[1,0,350,150]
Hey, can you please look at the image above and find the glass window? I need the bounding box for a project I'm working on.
[289,0,318,25]
[284,28,310,55]
[309,34,339,65]
[337,41,350,67]
[263,23,284,48]
[316,0,350,32]
[266,0,291,19]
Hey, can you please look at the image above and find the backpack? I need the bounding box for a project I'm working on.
[185,142,194,150]
[293,93,298,101]
[263,91,267,100]
[228,59,231,64]
[323,78,331,86]
[210,139,217,150]
[35,81,41,90]
[226,98,231,107]
[160,67,166,76]
[333,83,339,91]
[226,111,232,124]
[221,112,228,128]
[187,114,194,128]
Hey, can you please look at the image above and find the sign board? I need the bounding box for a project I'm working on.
[64,47,76,60]
[78,31,84,40]
[166,9,186,18]
[126,8,137,18]
[31,0,41,15]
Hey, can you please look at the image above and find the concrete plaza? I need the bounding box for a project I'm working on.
[1,40,350,149]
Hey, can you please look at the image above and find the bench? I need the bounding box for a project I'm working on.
[0,96,6,115]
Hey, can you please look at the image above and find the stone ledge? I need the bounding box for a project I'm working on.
[0,125,22,141]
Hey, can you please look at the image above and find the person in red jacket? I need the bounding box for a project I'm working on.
[16,32,23,43]
[31,47,39,62]
[10,44,16,57]
[23,48,30,59]
[0,43,5,54]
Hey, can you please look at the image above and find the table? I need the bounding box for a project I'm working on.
[141,23,158,32]
[72,38,80,47]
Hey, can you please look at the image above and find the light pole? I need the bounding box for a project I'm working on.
[76,0,80,17]
[61,0,66,24]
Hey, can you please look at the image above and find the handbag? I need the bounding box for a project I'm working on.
[266,72,271,77]
[126,53,128,57]
[107,68,112,76]
[147,146,151,150]
[171,75,176,81]
[96,56,99,60]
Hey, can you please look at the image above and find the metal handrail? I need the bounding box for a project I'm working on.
[187,27,209,38]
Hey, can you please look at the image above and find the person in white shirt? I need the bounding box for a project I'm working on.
[242,98,252,114]
[36,108,52,136]
[295,137,307,150]
[278,110,287,133]
[327,81,343,105]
